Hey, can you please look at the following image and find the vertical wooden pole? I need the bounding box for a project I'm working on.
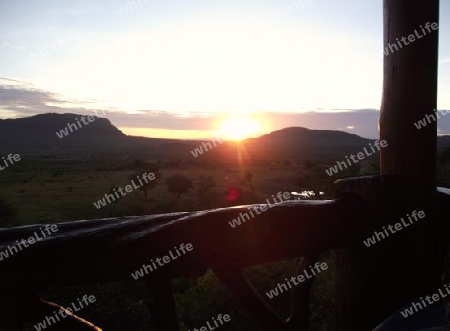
[380,0,439,190]
[380,0,441,296]
[334,1,441,330]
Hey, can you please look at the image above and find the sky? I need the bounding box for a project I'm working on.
[0,0,449,139]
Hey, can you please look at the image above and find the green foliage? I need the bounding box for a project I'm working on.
[174,270,251,331]
[166,174,193,199]
[342,162,361,177]
[363,161,380,175]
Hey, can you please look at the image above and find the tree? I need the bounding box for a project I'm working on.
[166,174,193,199]
[129,159,161,198]
[241,170,254,190]
[197,176,218,208]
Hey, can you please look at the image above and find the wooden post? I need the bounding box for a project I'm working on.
[334,0,441,329]
[334,176,430,330]
[380,0,439,191]
[380,0,442,301]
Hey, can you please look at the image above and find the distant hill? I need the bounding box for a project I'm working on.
[252,127,372,147]
[0,113,125,154]
[0,113,449,161]
[231,127,375,161]
[0,113,184,155]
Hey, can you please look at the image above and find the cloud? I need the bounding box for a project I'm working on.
[0,78,111,118]
[40,4,102,18]
[1,41,24,50]
[0,78,449,139]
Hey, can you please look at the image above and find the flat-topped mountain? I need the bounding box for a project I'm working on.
[0,113,126,154]
[0,113,124,137]
[0,113,448,160]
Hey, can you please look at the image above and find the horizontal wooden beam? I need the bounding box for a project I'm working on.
[0,197,368,289]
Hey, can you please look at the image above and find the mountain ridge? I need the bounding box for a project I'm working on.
[1,113,448,159]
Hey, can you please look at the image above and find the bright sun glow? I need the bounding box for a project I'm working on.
[34,18,384,113]
[219,115,262,141]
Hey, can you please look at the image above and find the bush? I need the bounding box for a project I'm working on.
[166,174,193,199]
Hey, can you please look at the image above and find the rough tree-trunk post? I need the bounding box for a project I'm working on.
[334,0,441,330]
[380,1,439,186]
[379,0,442,300]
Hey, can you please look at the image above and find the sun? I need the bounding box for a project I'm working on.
[219,115,262,141]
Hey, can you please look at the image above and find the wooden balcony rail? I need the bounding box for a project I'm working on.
[0,195,368,330]
[1,177,449,331]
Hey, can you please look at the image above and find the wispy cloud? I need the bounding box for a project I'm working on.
[0,78,112,118]
[40,4,102,18]
[1,41,24,50]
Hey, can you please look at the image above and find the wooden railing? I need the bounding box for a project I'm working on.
[0,194,367,330]
[1,175,449,330]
